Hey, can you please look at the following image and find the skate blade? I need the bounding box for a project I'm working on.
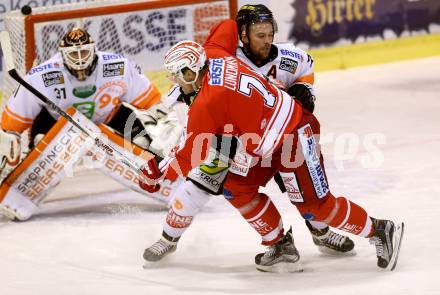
[388,222,404,271]
[256,261,304,273]
[317,246,357,257]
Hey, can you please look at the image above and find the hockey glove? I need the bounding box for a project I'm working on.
[139,158,162,193]
[133,104,183,158]
[287,82,316,113]
[0,129,21,182]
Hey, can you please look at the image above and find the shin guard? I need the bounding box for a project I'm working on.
[163,180,211,239]
[298,195,372,237]
[228,193,284,246]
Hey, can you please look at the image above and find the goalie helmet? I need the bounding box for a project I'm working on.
[236,4,278,41]
[163,40,206,85]
[59,28,97,80]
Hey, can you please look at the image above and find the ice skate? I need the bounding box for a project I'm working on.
[305,220,356,256]
[369,218,404,270]
[143,232,179,263]
[255,227,303,273]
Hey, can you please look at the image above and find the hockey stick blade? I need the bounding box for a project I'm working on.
[0,30,144,175]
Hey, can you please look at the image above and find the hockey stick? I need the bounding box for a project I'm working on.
[0,31,145,175]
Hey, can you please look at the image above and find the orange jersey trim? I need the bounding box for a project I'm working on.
[131,84,161,109]
[1,106,34,133]
[296,73,315,85]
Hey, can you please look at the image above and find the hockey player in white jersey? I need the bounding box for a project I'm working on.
[0,28,182,221]
[143,5,355,266]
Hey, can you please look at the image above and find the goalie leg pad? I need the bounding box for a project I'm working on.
[0,189,39,221]
[0,107,97,220]
[163,180,211,239]
[94,124,178,205]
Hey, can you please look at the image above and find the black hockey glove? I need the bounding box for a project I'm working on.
[287,82,316,113]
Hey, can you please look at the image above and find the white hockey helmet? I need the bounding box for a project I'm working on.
[164,40,206,85]
[59,28,97,79]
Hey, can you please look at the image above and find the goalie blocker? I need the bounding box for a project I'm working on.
[0,107,178,221]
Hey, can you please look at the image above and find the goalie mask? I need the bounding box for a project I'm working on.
[59,28,97,81]
[236,4,278,42]
[164,40,206,91]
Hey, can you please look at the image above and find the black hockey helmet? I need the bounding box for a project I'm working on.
[59,28,97,80]
[236,4,278,41]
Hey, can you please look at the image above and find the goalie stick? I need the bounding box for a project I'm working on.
[0,31,147,178]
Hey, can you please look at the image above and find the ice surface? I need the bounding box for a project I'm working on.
[1,57,439,295]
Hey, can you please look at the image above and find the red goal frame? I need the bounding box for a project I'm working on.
[22,0,237,71]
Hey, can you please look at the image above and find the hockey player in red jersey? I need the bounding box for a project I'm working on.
[139,19,404,272]
[234,4,355,256]
[142,4,356,266]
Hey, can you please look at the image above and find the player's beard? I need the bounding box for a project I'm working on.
[254,45,271,62]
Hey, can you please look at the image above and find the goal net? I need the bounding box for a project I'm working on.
[0,0,236,202]
[2,0,237,100]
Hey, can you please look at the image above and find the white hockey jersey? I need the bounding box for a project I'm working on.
[236,42,314,89]
[166,42,314,109]
[1,51,161,133]
[229,43,314,176]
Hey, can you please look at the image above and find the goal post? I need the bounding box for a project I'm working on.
[0,0,237,203]
[3,0,237,97]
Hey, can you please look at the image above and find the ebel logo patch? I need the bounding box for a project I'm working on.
[103,62,125,77]
[42,71,64,87]
[208,58,224,86]
[279,57,298,74]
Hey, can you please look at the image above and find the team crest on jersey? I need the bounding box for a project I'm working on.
[73,101,96,119]
[208,58,224,86]
[279,58,298,74]
[73,85,97,98]
[42,71,64,87]
[103,62,125,77]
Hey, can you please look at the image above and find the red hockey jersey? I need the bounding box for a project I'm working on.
[162,20,303,180]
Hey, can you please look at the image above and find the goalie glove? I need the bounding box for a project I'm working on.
[144,115,183,158]
[133,104,183,158]
[287,82,316,113]
[0,129,21,182]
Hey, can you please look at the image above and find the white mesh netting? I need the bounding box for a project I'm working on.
[2,0,231,100]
